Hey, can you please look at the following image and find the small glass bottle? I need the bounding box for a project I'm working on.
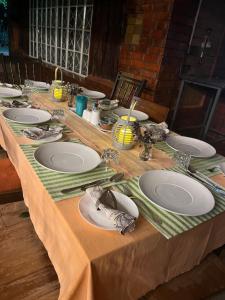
[67,83,74,107]
[139,142,153,161]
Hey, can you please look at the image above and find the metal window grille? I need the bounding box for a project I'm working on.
[29,0,93,77]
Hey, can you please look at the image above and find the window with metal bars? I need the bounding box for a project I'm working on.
[29,0,93,77]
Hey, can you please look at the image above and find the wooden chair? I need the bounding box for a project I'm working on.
[136,99,169,123]
[0,55,44,85]
[110,71,146,108]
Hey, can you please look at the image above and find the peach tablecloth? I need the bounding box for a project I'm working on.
[1,99,225,300]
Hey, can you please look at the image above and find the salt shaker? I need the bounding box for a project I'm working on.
[82,109,92,122]
[90,103,100,126]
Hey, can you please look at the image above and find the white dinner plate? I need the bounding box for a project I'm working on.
[139,170,214,216]
[79,191,139,230]
[0,87,22,98]
[3,108,52,124]
[34,142,102,173]
[166,135,216,158]
[81,88,106,99]
[113,107,149,121]
[30,81,50,90]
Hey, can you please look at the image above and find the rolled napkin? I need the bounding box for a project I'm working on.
[0,99,29,108]
[23,126,63,140]
[86,186,136,234]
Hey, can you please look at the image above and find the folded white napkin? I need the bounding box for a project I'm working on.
[23,126,63,140]
[86,186,136,234]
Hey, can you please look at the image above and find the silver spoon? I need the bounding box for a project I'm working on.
[61,172,124,194]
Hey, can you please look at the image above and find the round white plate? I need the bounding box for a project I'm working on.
[166,135,216,158]
[113,107,149,121]
[0,87,22,98]
[79,191,139,230]
[30,81,50,90]
[81,88,106,99]
[23,128,63,143]
[34,142,102,173]
[3,108,52,124]
[139,170,214,216]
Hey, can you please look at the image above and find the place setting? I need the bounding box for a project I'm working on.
[101,118,225,238]
[0,98,30,108]
[23,79,50,93]
[20,131,139,234]
[80,87,106,100]
[0,84,23,98]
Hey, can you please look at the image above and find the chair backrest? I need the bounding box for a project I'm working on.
[110,71,146,108]
[0,55,44,85]
[136,99,169,123]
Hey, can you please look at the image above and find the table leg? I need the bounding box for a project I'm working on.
[202,88,222,140]
[170,80,185,129]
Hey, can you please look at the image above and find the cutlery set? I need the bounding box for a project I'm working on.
[186,166,225,197]
[61,173,124,194]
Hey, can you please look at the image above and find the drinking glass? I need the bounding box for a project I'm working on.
[139,142,153,161]
[22,80,33,103]
[101,148,119,171]
[173,151,191,169]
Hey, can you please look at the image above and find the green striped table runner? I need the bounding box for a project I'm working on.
[6,119,72,136]
[155,141,225,177]
[20,143,122,202]
[116,168,225,239]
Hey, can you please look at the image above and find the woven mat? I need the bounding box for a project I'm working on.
[20,143,127,202]
[116,167,225,239]
[6,119,72,136]
[155,141,225,177]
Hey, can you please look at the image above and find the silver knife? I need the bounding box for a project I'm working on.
[188,166,225,192]
[61,178,108,194]
[60,173,124,194]
[186,170,225,197]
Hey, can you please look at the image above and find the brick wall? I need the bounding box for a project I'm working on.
[118,0,174,103]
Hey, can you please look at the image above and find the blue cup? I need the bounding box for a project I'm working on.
[75,95,88,117]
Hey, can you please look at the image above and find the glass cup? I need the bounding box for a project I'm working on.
[101,148,119,171]
[173,151,191,169]
[22,80,34,103]
[139,142,153,161]
[75,95,88,116]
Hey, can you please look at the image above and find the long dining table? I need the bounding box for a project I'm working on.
[1,92,225,300]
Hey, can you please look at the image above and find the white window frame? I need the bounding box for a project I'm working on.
[29,0,93,77]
